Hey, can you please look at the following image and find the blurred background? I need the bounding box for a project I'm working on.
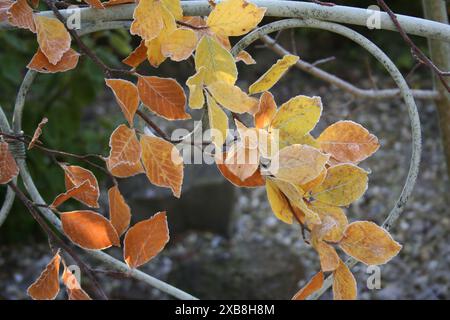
[0,0,449,299]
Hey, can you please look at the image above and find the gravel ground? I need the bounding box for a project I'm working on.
[0,69,448,299]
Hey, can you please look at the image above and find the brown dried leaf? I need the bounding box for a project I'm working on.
[0,141,19,184]
[123,211,170,268]
[28,117,48,150]
[108,185,131,236]
[61,210,120,250]
[340,221,402,265]
[27,251,61,300]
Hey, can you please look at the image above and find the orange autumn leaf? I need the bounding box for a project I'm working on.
[28,117,48,150]
[27,251,61,300]
[106,79,140,127]
[122,40,147,68]
[138,76,190,120]
[108,125,141,170]
[108,185,131,236]
[27,48,80,74]
[83,0,104,8]
[107,158,145,178]
[312,237,340,272]
[254,91,277,129]
[140,135,184,198]
[62,164,100,208]
[123,211,169,268]
[292,271,324,300]
[7,0,35,32]
[0,0,13,22]
[51,180,91,208]
[216,152,265,188]
[61,264,91,300]
[61,210,120,250]
[339,221,402,265]
[34,15,71,65]
[317,120,380,164]
[104,0,134,6]
[0,141,19,184]
[333,259,357,300]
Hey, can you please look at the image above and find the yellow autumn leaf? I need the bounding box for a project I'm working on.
[206,0,266,36]
[206,92,228,149]
[207,81,258,114]
[269,144,329,185]
[249,55,299,94]
[270,95,322,145]
[310,164,368,207]
[130,0,164,41]
[339,221,402,265]
[265,178,294,224]
[161,0,183,20]
[186,67,206,109]
[309,202,348,243]
[194,35,237,85]
[273,179,321,225]
[161,28,197,62]
[317,120,380,164]
[145,37,166,67]
[144,4,177,67]
[333,259,357,300]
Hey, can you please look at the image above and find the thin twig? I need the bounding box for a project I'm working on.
[43,0,136,78]
[377,0,450,92]
[8,182,108,300]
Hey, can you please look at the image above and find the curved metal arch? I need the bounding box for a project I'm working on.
[0,17,421,300]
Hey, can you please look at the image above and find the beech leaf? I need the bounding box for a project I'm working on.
[27,251,61,300]
[340,221,402,265]
[105,79,140,127]
[61,210,120,250]
[123,211,170,268]
[138,76,190,120]
[140,135,184,198]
